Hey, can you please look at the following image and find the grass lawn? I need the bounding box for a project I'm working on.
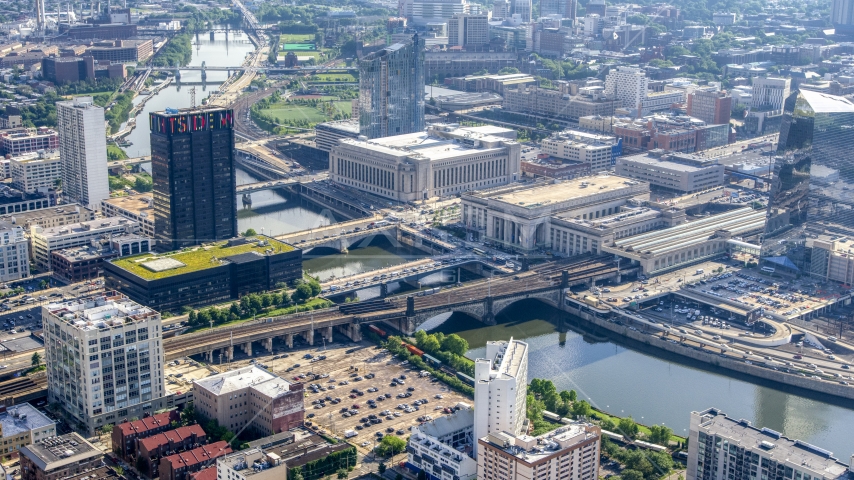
[260,104,329,123]
[333,101,354,114]
[280,33,315,43]
[107,144,129,160]
[591,408,687,443]
[279,50,324,61]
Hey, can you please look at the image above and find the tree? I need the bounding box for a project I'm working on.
[648,425,673,445]
[136,455,149,475]
[559,390,572,403]
[308,280,322,297]
[571,400,592,418]
[31,352,41,367]
[621,470,644,480]
[441,334,468,356]
[377,435,406,457]
[568,390,577,402]
[39,280,48,289]
[498,67,520,74]
[244,228,258,236]
[181,403,197,425]
[291,469,305,480]
[377,462,387,474]
[336,468,348,479]
[618,417,640,439]
[293,283,313,303]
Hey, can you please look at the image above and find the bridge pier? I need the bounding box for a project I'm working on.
[325,326,333,343]
[243,341,253,357]
[380,283,388,298]
[263,337,273,353]
[303,329,314,346]
[482,296,496,326]
[285,333,294,349]
[226,346,234,362]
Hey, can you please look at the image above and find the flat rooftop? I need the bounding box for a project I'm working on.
[490,338,527,380]
[618,154,720,172]
[693,408,851,479]
[33,217,135,239]
[19,432,101,471]
[470,175,646,208]
[0,403,54,438]
[7,150,59,163]
[110,236,294,280]
[484,422,599,463]
[337,125,516,162]
[194,365,292,397]
[102,194,153,217]
[417,406,474,439]
[45,291,158,330]
[610,208,765,256]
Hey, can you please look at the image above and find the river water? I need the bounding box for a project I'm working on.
[427,302,854,458]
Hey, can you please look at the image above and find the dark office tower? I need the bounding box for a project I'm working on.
[761,90,854,282]
[358,34,425,139]
[150,108,237,252]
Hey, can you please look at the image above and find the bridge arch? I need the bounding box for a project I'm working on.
[416,311,481,332]
[491,292,563,322]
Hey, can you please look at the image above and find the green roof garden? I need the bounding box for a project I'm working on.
[111,237,296,280]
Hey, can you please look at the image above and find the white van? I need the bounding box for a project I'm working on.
[344,430,358,438]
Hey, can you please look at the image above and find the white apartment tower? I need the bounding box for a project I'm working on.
[473,338,528,458]
[43,292,167,434]
[57,97,110,210]
[0,221,29,282]
[751,77,791,111]
[604,66,649,112]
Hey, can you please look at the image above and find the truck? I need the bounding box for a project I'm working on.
[696,269,704,275]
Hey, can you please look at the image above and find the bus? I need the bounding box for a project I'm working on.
[761,266,775,274]
[473,248,486,256]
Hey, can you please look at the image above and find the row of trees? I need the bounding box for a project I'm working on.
[412,330,473,375]
[151,33,193,67]
[602,438,675,480]
[186,279,325,327]
[383,335,475,396]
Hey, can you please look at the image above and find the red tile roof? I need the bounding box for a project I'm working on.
[188,466,217,480]
[138,425,206,452]
[116,411,176,437]
[163,442,232,470]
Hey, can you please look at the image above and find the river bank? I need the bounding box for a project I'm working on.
[428,302,854,456]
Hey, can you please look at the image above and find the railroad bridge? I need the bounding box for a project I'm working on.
[162,256,624,362]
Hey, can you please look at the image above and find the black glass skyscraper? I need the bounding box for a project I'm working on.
[761,90,854,280]
[150,108,237,252]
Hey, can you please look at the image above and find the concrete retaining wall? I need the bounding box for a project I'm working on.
[562,305,854,401]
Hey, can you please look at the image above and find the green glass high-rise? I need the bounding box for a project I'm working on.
[761,89,854,282]
[358,34,425,139]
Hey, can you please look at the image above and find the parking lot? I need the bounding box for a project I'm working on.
[168,339,470,453]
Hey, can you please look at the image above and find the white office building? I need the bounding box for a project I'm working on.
[407,407,478,480]
[604,66,648,111]
[0,221,28,282]
[751,77,791,110]
[473,338,528,457]
[43,292,167,434]
[448,13,489,48]
[56,97,110,210]
[30,217,140,270]
[9,150,61,193]
[687,408,852,480]
[540,130,621,172]
[330,125,521,202]
[403,0,469,25]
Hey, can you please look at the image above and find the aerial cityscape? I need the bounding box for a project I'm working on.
[0,0,850,479]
